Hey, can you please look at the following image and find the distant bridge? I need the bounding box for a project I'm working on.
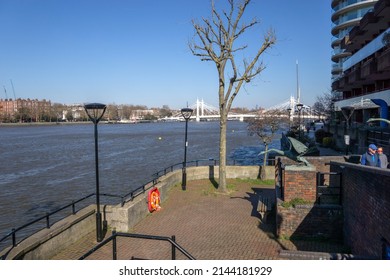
[163,99,256,122]
[162,97,321,122]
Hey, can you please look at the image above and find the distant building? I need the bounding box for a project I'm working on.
[0,98,52,122]
[62,104,85,121]
[331,0,390,123]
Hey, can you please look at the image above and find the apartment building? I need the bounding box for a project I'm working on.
[0,98,52,122]
[331,0,390,124]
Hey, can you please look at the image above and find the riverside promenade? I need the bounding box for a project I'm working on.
[50,178,346,260]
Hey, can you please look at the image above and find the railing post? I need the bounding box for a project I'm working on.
[72,201,76,214]
[46,213,50,228]
[11,228,16,247]
[171,235,176,260]
[112,229,117,260]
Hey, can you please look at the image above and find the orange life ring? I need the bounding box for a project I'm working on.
[148,188,161,212]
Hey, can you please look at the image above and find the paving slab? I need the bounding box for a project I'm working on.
[51,179,346,260]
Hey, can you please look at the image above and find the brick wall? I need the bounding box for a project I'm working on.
[275,156,345,242]
[276,200,343,240]
[283,166,317,202]
[275,155,390,258]
[330,161,390,259]
[276,156,345,202]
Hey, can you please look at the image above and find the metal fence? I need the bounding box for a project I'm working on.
[1,157,267,258]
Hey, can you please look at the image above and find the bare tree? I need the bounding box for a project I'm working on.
[313,91,335,120]
[247,110,284,178]
[189,0,276,191]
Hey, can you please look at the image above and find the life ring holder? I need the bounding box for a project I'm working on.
[148,187,161,212]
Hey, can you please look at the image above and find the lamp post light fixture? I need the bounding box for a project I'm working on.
[84,103,107,242]
[296,103,303,140]
[181,107,193,190]
[341,106,354,155]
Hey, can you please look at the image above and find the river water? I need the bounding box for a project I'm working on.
[0,121,280,245]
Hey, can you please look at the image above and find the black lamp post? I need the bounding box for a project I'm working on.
[84,103,107,242]
[181,107,193,190]
[296,103,303,140]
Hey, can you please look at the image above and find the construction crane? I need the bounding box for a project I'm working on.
[3,85,8,99]
[10,79,17,100]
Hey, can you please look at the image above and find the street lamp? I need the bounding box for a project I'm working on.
[341,106,354,155]
[84,103,107,242]
[296,103,303,140]
[181,107,193,190]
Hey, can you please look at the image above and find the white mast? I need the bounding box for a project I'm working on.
[296,60,300,104]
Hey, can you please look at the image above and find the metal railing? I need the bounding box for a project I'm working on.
[0,157,266,258]
[275,158,284,200]
[316,171,343,205]
[0,193,94,252]
[78,230,195,260]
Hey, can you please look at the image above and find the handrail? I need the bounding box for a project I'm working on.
[0,193,95,248]
[316,171,342,205]
[78,230,195,260]
[0,157,268,257]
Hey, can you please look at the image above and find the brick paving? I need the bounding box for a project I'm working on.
[51,179,346,260]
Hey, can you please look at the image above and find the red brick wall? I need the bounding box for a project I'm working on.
[276,200,343,240]
[283,168,317,202]
[276,155,390,258]
[330,161,390,259]
[276,156,345,202]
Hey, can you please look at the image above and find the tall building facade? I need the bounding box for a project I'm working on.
[331,0,378,82]
[331,0,390,125]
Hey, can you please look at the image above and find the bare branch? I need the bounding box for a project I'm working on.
[234,18,258,39]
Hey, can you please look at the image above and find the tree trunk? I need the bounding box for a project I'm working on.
[261,143,268,180]
[218,112,227,192]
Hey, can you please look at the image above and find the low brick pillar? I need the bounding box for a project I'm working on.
[283,165,317,202]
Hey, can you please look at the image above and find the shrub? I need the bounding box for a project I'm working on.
[315,129,332,144]
[322,137,334,147]
[281,198,311,208]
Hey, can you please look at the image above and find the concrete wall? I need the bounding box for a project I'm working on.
[106,165,272,232]
[2,205,95,260]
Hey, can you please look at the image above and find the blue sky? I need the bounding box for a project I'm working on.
[0,0,332,110]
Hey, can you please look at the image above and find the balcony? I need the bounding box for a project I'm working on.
[339,76,347,88]
[332,80,340,91]
[377,48,390,71]
[359,11,378,30]
[374,0,390,17]
[361,58,377,78]
[346,67,362,84]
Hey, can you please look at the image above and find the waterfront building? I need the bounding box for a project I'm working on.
[331,0,390,123]
[331,0,378,82]
[0,98,52,122]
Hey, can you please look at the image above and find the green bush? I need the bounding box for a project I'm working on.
[322,137,333,147]
[315,129,332,144]
[281,198,311,208]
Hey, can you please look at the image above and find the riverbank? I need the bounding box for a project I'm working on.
[0,121,89,127]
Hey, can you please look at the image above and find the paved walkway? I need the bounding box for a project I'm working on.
[51,179,346,260]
